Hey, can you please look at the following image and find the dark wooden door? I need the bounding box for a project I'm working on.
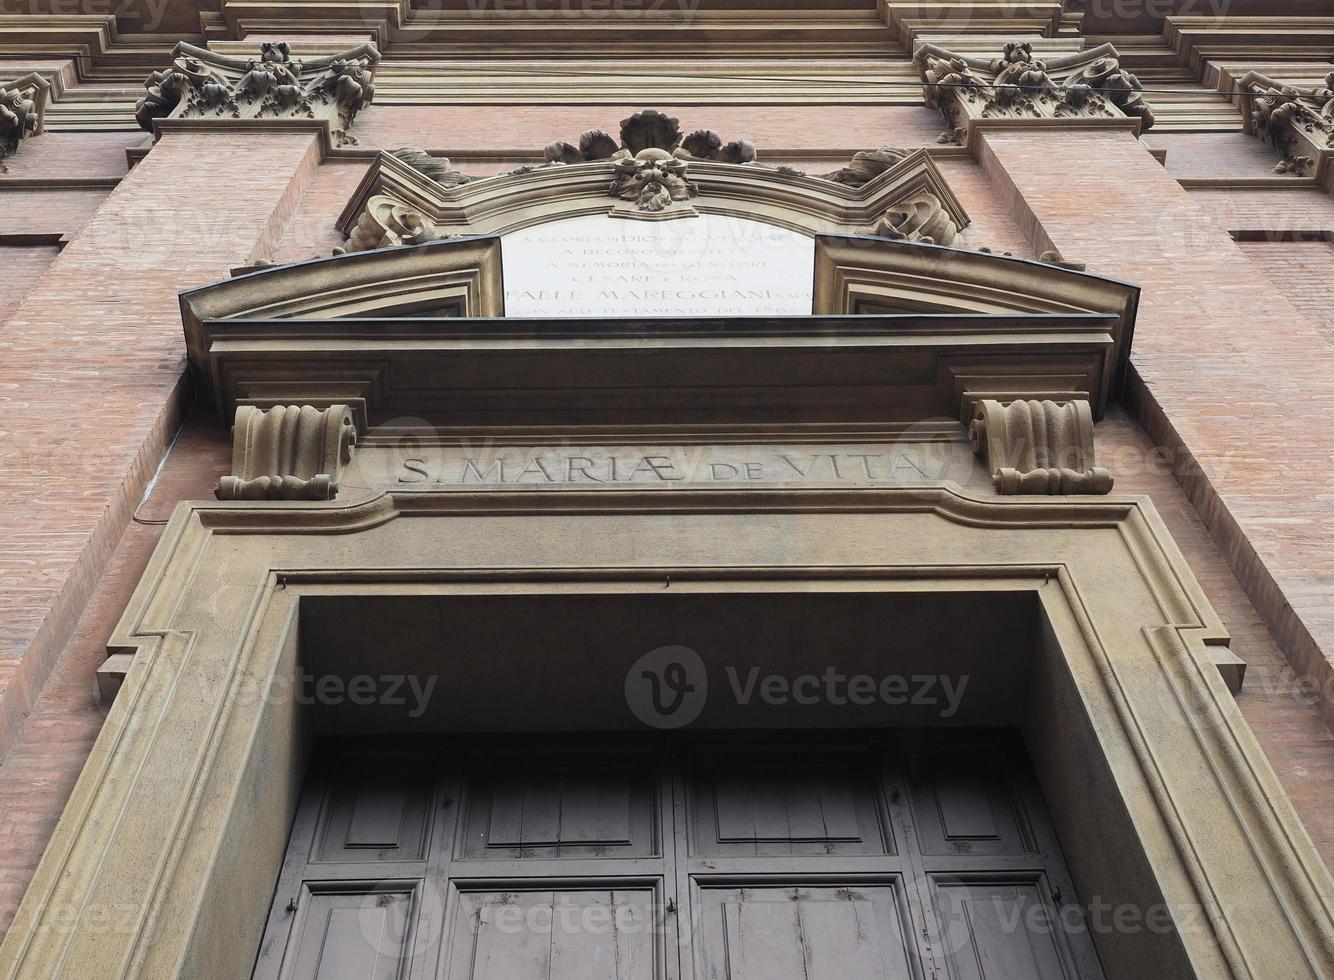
[253,732,1105,980]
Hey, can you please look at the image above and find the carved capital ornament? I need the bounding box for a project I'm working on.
[915,41,1154,148]
[1237,70,1334,178]
[135,41,379,145]
[0,72,48,170]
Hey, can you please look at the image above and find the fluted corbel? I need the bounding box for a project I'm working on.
[970,398,1112,495]
[217,404,356,501]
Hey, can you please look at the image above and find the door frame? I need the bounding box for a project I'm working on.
[1,485,1331,979]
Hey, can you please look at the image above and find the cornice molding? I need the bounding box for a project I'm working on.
[913,39,1155,149]
[0,71,48,170]
[176,234,1138,434]
[134,40,379,146]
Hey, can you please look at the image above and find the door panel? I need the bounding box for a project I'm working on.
[255,733,1104,980]
[932,879,1072,980]
[441,888,659,980]
[904,742,1034,857]
[460,751,658,860]
[286,884,417,980]
[688,745,889,857]
[694,884,916,980]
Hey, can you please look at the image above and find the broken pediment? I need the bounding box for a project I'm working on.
[338,113,970,252]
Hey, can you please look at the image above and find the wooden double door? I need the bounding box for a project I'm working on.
[254,731,1106,980]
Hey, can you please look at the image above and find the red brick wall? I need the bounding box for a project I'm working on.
[2,112,1333,946]
[0,245,58,327]
[1235,239,1334,344]
[979,129,1334,731]
[0,131,322,751]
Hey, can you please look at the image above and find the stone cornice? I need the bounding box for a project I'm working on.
[177,234,1138,433]
[134,40,379,147]
[913,39,1155,150]
[0,72,48,170]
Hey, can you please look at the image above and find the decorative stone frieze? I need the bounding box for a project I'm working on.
[542,109,756,169]
[915,41,1154,146]
[217,404,356,501]
[969,398,1112,494]
[135,41,379,145]
[1237,71,1334,177]
[0,72,48,170]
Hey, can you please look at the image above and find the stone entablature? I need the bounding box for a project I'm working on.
[1237,70,1334,179]
[914,40,1155,148]
[134,40,379,146]
[0,71,47,170]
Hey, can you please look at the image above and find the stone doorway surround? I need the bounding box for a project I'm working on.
[0,488,1330,979]
[0,191,1330,980]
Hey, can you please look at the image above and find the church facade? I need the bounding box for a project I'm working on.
[0,2,1332,977]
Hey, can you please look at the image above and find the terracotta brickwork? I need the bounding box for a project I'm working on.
[1235,240,1334,343]
[2,7,1334,963]
[979,129,1334,729]
[0,131,321,749]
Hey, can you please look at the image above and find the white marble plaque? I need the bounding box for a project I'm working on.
[501,213,815,317]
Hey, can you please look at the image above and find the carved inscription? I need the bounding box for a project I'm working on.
[501,213,814,317]
[370,445,986,489]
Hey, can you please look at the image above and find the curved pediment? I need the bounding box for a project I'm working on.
[335,142,972,250]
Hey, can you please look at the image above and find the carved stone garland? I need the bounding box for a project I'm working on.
[135,41,379,146]
[1238,71,1334,177]
[217,404,357,501]
[969,398,1112,495]
[0,74,46,171]
[916,41,1155,145]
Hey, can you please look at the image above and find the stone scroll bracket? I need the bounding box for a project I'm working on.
[969,397,1113,495]
[0,71,49,171]
[217,404,357,501]
[914,40,1155,153]
[134,40,379,151]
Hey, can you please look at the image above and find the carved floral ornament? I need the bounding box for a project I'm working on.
[915,41,1155,146]
[135,40,379,145]
[341,109,967,251]
[0,72,48,170]
[1238,70,1334,177]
